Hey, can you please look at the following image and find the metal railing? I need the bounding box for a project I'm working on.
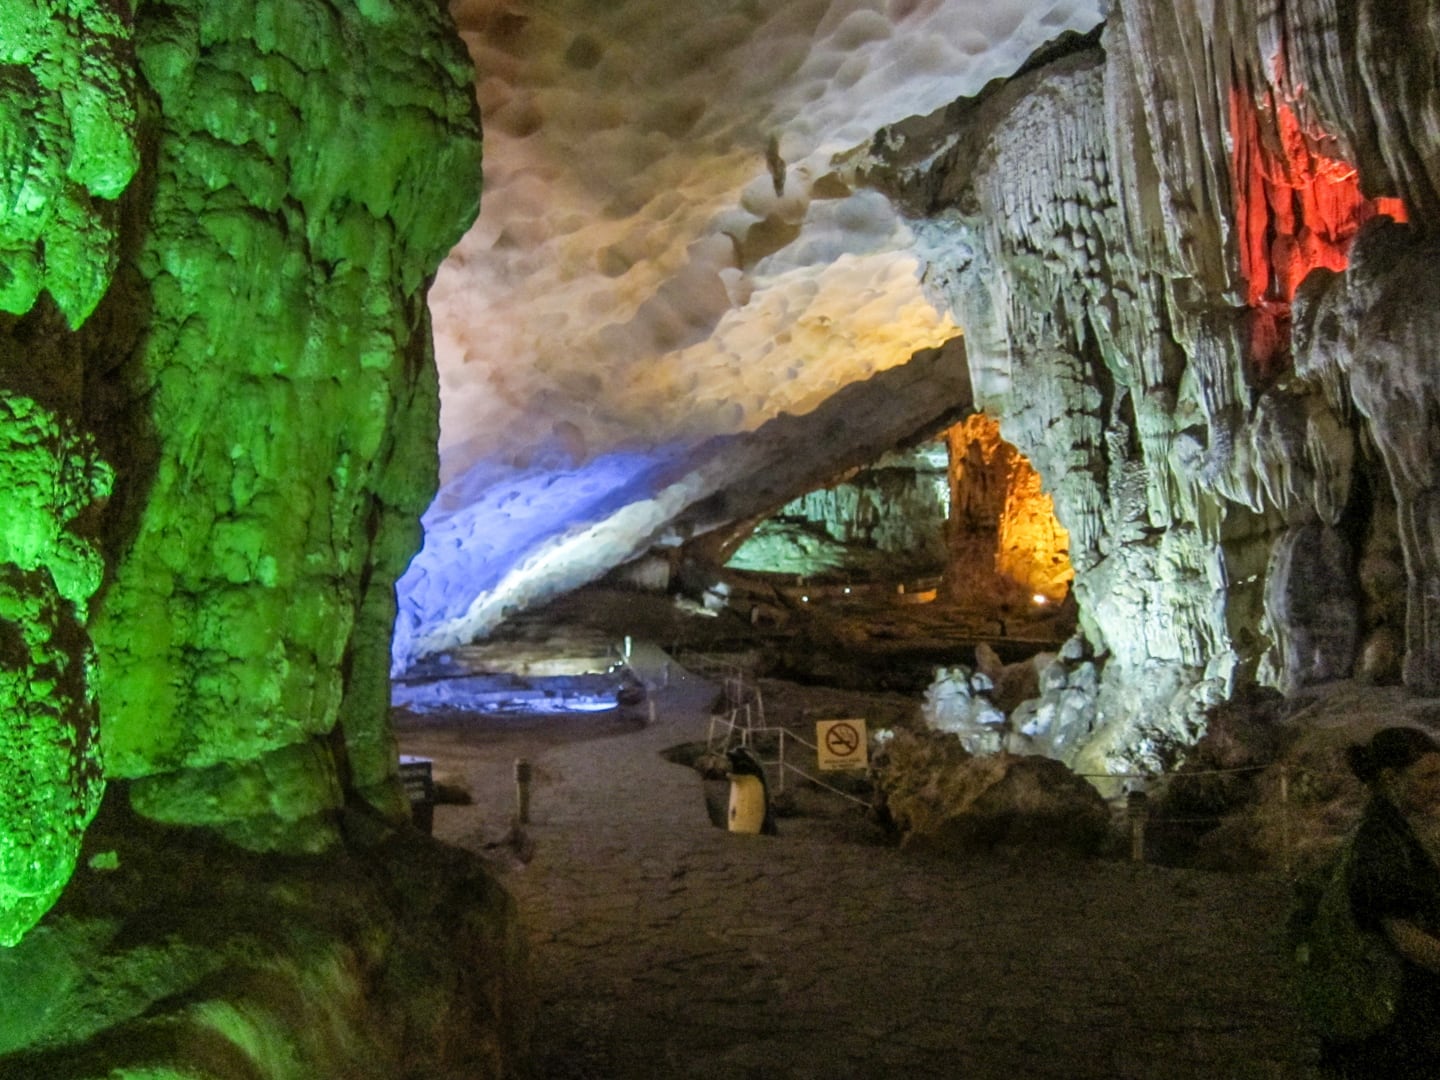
[681,649,1304,861]
[701,664,873,809]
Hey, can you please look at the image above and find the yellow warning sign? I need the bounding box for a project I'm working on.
[816,719,868,771]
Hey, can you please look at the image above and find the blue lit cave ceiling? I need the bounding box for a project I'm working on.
[395,0,1107,670]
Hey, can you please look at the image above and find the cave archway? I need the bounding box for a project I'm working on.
[696,412,1075,650]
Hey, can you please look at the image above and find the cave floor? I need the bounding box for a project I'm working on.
[395,606,1321,1080]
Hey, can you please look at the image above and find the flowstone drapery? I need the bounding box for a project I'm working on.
[90,0,481,850]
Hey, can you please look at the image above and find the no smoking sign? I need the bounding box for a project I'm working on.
[815,719,868,771]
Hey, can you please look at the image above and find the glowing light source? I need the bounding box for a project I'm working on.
[946,415,1073,604]
[1032,593,1048,605]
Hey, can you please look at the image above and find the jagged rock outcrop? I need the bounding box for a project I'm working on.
[846,4,1440,773]
[874,729,1110,855]
[0,401,112,947]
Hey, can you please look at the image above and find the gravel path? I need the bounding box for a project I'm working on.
[409,644,1320,1080]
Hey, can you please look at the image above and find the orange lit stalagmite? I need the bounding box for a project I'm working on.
[997,450,1073,605]
[943,415,1072,609]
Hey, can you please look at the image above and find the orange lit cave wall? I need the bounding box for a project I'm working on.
[1230,82,1407,380]
[942,415,1072,607]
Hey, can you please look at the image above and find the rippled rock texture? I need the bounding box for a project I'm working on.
[0,1,528,1076]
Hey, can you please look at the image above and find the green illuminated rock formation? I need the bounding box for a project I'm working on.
[0,0,136,947]
[0,401,112,946]
[726,443,951,579]
[0,0,481,948]
[0,0,520,1073]
[0,0,137,326]
[91,0,481,849]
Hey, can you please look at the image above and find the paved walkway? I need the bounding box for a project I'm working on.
[421,645,1319,1079]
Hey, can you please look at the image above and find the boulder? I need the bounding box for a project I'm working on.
[874,731,1110,855]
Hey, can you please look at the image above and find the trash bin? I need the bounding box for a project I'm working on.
[726,746,776,835]
[398,755,435,834]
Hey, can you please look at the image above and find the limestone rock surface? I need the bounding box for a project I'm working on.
[90,0,481,842]
[875,730,1110,855]
[841,3,1440,773]
[0,0,135,947]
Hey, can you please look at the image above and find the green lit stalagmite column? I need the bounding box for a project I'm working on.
[91,0,480,847]
[0,405,112,946]
[0,0,137,944]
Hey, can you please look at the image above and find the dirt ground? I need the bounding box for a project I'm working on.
[390,614,1323,1079]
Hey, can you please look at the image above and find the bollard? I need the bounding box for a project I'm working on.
[1127,790,1149,863]
[1279,766,1291,876]
[515,758,533,825]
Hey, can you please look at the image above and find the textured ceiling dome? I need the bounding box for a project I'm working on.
[397,0,1107,667]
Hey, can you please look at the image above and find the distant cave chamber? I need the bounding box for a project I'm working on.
[719,415,1072,611]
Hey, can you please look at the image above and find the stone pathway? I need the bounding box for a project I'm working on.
[418,645,1319,1079]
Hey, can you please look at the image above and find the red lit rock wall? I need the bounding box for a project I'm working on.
[1230,90,1405,379]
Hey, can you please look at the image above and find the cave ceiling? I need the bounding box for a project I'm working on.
[396,0,1108,668]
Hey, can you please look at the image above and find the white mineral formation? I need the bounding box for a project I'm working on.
[398,0,1107,667]
[402,0,1440,781]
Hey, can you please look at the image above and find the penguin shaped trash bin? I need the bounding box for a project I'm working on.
[726,746,777,835]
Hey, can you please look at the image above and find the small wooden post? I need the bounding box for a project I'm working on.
[1127,790,1149,863]
[1279,766,1291,876]
[514,758,533,825]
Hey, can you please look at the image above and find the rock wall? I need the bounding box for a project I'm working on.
[725,442,950,579]
[943,413,1072,607]
[0,7,525,1077]
[847,6,1439,772]
[90,0,481,849]
[0,0,137,947]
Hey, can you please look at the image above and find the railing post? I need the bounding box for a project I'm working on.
[515,758,533,826]
[1127,789,1149,863]
[1279,765,1291,876]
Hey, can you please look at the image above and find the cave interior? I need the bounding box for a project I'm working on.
[3,0,1440,1075]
